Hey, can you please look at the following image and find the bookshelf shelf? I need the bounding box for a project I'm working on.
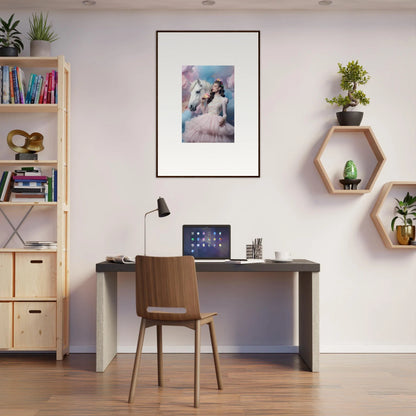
[0,56,70,359]
[0,104,58,113]
[0,160,58,166]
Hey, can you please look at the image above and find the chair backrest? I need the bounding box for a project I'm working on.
[135,255,202,321]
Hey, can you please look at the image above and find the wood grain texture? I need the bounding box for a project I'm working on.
[132,256,222,408]
[135,255,202,321]
[0,252,13,297]
[0,353,415,416]
[0,302,12,348]
[15,252,57,298]
[13,302,56,349]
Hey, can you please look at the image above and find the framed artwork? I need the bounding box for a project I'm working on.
[156,30,260,177]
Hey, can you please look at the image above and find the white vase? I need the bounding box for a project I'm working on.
[30,40,51,57]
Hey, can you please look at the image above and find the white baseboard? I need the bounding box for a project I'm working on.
[69,344,416,354]
[69,345,96,353]
[321,345,416,353]
[118,345,299,354]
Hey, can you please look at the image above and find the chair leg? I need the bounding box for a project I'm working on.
[157,325,163,387]
[128,318,147,403]
[208,320,223,390]
[194,320,201,408]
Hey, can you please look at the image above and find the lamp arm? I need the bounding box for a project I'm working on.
[144,208,158,256]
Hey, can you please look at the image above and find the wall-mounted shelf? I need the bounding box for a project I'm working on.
[371,181,416,249]
[314,126,386,194]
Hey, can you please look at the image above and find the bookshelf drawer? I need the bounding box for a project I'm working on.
[0,302,12,349]
[15,252,56,297]
[14,302,56,349]
[0,253,13,297]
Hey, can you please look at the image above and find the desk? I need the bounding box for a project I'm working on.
[96,259,320,373]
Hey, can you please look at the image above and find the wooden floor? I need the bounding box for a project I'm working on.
[0,353,415,415]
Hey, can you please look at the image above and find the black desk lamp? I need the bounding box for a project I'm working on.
[144,197,170,255]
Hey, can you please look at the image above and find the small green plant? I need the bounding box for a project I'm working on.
[326,60,370,111]
[0,14,24,53]
[391,192,416,231]
[27,12,59,42]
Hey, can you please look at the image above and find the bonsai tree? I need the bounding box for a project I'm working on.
[0,14,24,53]
[326,60,370,111]
[391,192,416,231]
[27,12,59,43]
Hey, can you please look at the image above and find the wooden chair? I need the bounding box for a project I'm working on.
[128,255,223,408]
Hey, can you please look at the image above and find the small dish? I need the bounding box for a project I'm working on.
[267,258,293,263]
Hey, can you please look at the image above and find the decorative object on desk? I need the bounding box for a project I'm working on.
[252,238,263,259]
[7,129,44,160]
[143,197,170,255]
[246,244,254,259]
[0,14,24,56]
[339,159,361,190]
[106,255,135,264]
[326,60,370,126]
[27,12,59,57]
[156,30,260,177]
[391,192,416,245]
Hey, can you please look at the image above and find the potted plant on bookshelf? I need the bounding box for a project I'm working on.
[391,192,416,245]
[0,14,24,56]
[27,12,59,57]
[326,60,370,126]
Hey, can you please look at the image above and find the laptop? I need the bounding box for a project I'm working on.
[182,225,231,261]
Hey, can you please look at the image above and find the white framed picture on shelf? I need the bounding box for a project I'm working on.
[156,30,260,177]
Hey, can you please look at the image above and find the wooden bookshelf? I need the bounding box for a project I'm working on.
[0,56,70,359]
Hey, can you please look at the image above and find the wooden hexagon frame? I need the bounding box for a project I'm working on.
[314,126,386,194]
[370,181,416,249]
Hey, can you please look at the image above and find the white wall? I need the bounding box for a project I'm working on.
[2,9,416,353]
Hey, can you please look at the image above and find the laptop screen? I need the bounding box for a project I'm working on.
[182,225,231,259]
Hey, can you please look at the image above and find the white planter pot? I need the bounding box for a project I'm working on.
[30,40,51,57]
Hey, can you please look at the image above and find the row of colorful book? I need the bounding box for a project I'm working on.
[0,66,58,104]
[0,167,57,202]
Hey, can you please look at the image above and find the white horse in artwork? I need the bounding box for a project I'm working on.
[188,79,212,112]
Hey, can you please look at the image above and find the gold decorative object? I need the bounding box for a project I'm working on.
[7,129,44,153]
[396,225,415,245]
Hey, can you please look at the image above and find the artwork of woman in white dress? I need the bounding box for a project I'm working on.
[182,65,234,143]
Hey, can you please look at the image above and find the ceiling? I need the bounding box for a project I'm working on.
[2,0,416,11]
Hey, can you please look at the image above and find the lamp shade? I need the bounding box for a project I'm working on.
[157,197,170,217]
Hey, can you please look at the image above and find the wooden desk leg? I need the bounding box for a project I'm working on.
[298,271,319,372]
[96,271,118,372]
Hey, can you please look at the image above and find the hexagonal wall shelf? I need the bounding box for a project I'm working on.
[371,181,416,249]
[314,126,386,194]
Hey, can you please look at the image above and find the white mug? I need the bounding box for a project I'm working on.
[274,250,292,261]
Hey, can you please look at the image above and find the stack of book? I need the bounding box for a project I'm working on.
[0,66,58,104]
[0,171,13,201]
[1,166,58,202]
[24,241,57,250]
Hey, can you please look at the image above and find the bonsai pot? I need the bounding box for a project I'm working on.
[396,225,415,245]
[0,47,18,56]
[336,111,363,126]
[30,40,51,57]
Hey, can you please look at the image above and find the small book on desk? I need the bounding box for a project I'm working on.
[106,255,135,264]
